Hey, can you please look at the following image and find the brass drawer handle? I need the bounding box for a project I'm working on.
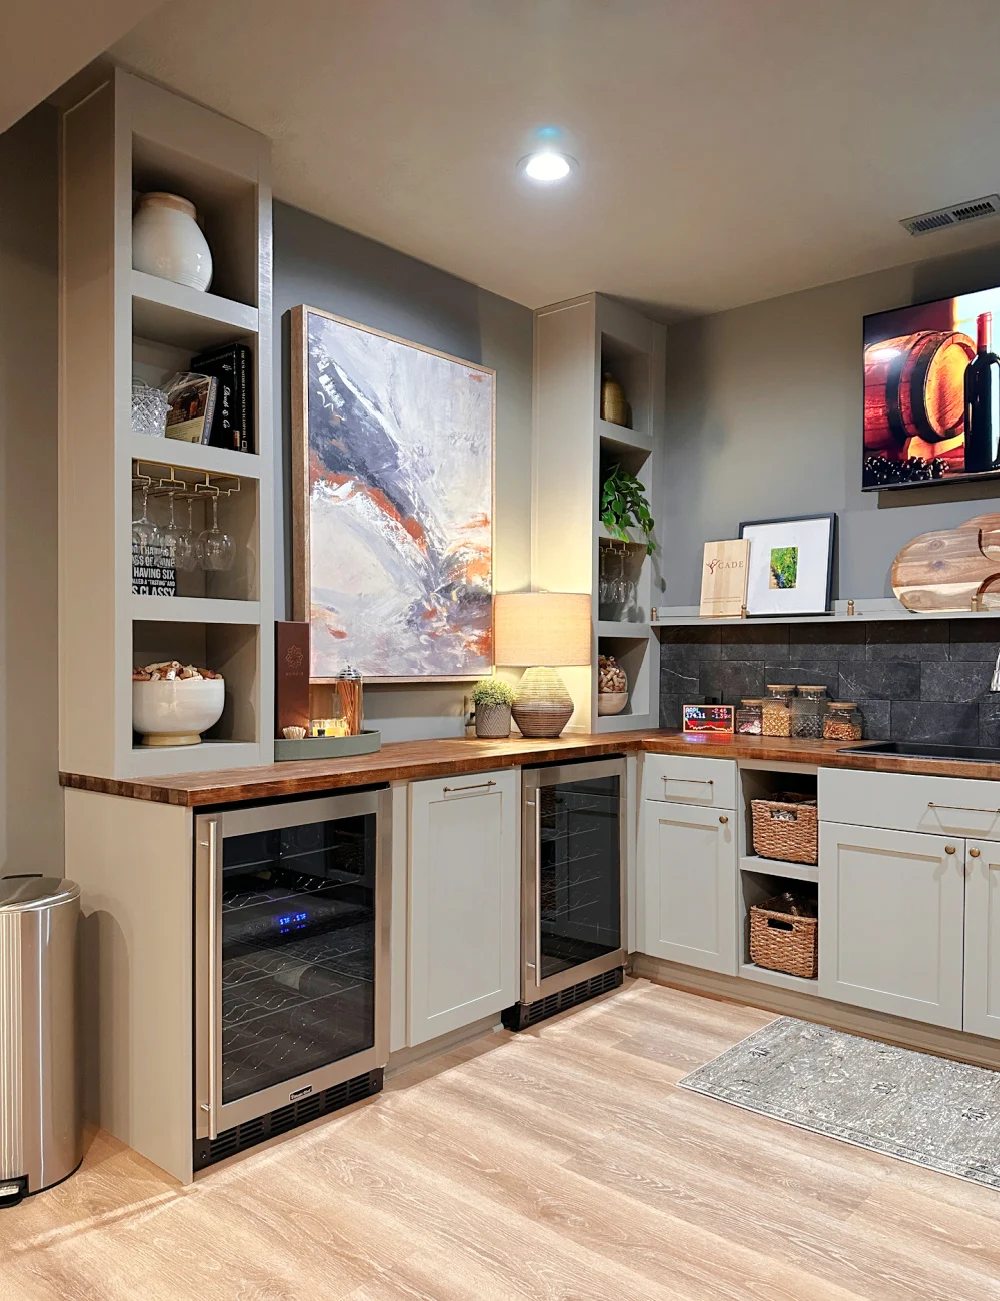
[719,815,729,824]
[443,780,497,794]
[663,776,714,786]
[945,845,957,855]
[928,801,1000,815]
[970,848,981,858]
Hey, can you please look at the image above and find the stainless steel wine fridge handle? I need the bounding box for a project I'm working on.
[206,817,220,1141]
[534,796,542,987]
[443,780,497,794]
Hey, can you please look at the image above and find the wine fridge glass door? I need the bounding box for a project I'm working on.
[537,772,622,982]
[218,811,377,1106]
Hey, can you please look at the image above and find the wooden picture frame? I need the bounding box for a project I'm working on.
[291,304,496,683]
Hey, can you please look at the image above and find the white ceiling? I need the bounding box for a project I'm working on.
[112,0,1000,316]
[2,0,163,133]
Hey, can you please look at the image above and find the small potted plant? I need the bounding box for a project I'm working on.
[473,678,515,739]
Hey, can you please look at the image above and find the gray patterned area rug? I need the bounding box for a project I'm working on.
[677,1017,1000,1189]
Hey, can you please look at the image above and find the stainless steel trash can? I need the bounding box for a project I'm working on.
[0,875,81,1207]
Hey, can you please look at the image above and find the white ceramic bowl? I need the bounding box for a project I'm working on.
[132,677,225,746]
[598,690,628,716]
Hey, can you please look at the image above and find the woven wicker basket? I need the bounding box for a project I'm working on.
[750,901,818,979]
[751,793,818,865]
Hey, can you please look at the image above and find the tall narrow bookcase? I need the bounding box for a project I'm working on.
[60,69,275,778]
[533,293,664,732]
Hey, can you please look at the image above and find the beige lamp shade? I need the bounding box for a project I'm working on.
[493,592,592,667]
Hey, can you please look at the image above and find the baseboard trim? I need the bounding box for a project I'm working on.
[386,1012,502,1078]
[629,954,1000,1070]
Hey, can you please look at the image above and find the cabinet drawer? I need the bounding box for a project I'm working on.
[642,754,736,809]
[820,767,1000,841]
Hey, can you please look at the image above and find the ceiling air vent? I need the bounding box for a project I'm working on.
[901,194,1000,236]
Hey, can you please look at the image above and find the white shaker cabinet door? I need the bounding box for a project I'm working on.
[819,823,965,1029]
[963,838,1000,1039]
[407,769,519,1046]
[638,799,738,974]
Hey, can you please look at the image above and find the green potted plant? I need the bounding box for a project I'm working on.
[601,464,655,554]
[472,678,515,739]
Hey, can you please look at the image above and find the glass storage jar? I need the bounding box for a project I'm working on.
[736,699,763,735]
[791,685,828,739]
[762,685,795,737]
[824,701,863,742]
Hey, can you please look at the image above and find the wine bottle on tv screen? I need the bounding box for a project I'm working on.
[964,310,1000,473]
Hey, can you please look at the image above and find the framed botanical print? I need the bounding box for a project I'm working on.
[739,514,835,617]
[291,305,495,682]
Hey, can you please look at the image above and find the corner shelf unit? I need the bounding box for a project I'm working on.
[60,69,274,779]
[533,294,665,732]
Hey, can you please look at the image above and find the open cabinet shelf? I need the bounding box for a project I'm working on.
[60,69,274,780]
[533,293,664,732]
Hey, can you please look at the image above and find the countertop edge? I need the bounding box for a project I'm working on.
[60,730,1000,807]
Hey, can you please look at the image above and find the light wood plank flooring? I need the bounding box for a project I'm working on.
[2,978,1000,1300]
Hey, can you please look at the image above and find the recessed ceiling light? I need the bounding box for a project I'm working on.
[519,150,575,184]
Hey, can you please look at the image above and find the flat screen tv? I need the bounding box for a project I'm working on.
[863,286,1000,489]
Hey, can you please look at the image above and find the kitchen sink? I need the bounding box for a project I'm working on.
[839,741,1000,763]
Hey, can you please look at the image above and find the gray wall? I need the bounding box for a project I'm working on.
[0,105,63,871]
[272,204,533,741]
[663,244,1000,606]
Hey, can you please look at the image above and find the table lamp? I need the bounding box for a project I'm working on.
[493,592,592,738]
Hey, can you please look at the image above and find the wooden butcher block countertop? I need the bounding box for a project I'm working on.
[60,731,1000,807]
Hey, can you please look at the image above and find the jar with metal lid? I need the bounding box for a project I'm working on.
[791,685,828,739]
[824,701,862,742]
[762,685,795,737]
[736,698,763,735]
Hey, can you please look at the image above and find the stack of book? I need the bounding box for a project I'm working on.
[163,342,254,452]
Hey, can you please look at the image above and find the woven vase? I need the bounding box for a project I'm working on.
[511,666,574,738]
[475,702,512,739]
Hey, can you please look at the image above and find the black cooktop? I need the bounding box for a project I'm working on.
[839,741,1000,763]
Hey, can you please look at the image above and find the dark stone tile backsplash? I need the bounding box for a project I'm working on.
[658,621,1000,745]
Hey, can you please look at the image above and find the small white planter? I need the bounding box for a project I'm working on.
[133,677,225,746]
[133,192,213,292]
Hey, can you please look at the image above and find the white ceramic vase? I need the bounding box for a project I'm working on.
[132,192,213,292]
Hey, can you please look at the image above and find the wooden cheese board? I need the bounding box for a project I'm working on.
[891,513,1000,613]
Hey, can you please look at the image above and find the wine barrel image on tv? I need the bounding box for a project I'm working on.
[864,330,976,452]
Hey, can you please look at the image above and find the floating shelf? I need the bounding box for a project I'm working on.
[740,855,819,885]
[652,597,1000,627]
[130,596,261,625]
[739,962,820,994]
[132,269,258,350]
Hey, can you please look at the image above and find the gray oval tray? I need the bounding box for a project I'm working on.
[274,729,381,762]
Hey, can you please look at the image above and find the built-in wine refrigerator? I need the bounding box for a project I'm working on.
[193,789,390,1168]
[503,758,627,1031]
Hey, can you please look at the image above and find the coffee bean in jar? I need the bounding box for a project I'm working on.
[824,701,862,741]
[762,685,795,737]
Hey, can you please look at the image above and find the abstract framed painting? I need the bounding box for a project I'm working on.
[291,305,495,681]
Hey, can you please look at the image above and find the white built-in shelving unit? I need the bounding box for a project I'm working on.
[533,294,665,732]
[652,596,1000,626]
[60,69,274,778]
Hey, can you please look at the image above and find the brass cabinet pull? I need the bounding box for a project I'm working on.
[927,801,1000,816]
[443,780,497,794]
[664,776,714,786]
[945,845,957,855]
[969,847,982,858]
[719,815,729,824]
